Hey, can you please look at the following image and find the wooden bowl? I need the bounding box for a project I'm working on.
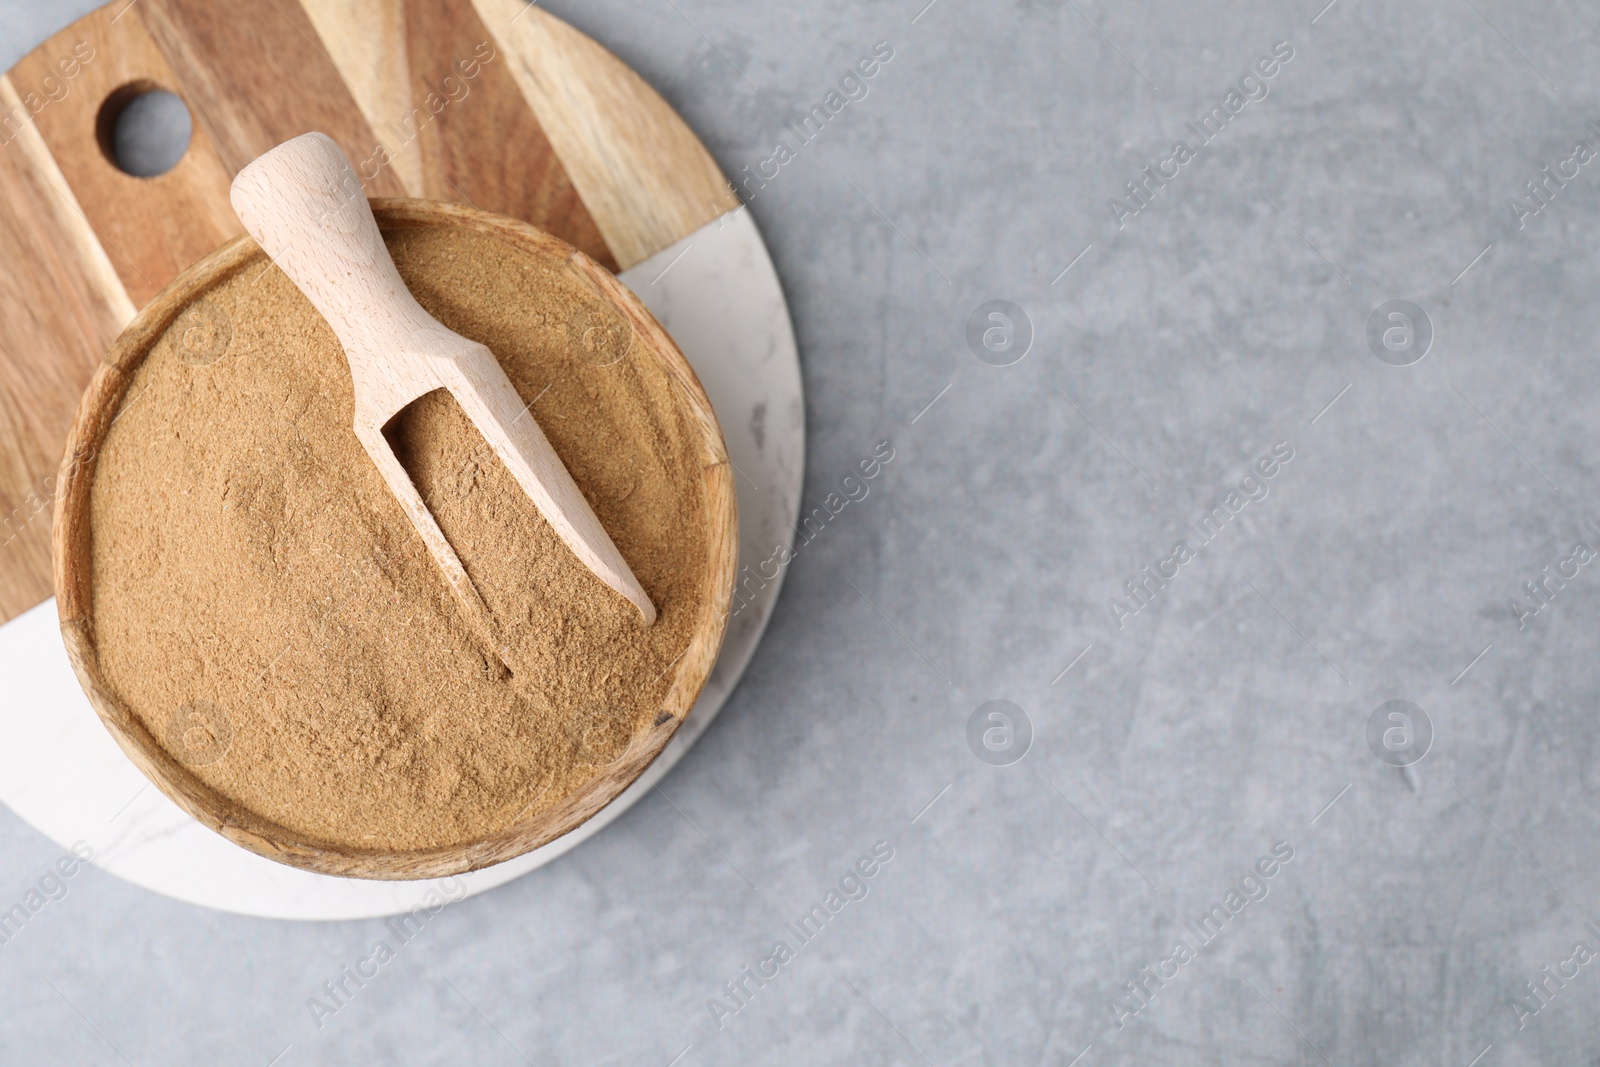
[51,199,736,880]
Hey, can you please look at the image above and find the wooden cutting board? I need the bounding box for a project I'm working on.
[0,0,739,626]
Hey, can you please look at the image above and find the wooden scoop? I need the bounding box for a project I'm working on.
[229,133,656,641]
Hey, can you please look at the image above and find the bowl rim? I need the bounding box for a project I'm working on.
[50,198,737,881]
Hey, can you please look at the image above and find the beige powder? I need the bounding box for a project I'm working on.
[85,223,710,853]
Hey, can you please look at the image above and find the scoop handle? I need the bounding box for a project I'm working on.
[229,132,442,362]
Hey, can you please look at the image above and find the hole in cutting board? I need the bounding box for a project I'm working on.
[96,82,191,177]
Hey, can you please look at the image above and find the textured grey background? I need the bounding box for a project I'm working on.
[3,0,1600,1064]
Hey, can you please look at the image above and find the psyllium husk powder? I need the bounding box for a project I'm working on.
[84,224,709,853]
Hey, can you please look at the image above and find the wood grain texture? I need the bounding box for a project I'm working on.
[297,0,617,268]
[1,0,736,627]
[298,0,423,195]
[400,0,616,269]
[0,76,137,333]
[54,201,735,879]
[473,0,740,269]
[0,74,135,623]
[138,0,408,197]
[10,7,241,306]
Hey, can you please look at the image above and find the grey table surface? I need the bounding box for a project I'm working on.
[4,0,1600,1064]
